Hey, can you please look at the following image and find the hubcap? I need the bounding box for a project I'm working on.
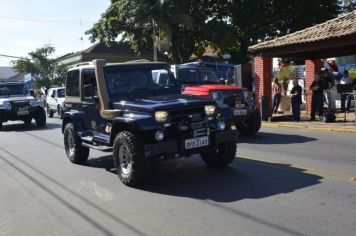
[67,132,75,155]
[118,144,132,175]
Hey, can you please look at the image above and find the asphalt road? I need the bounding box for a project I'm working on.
[1,118,356,236]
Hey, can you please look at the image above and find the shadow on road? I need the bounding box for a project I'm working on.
[238,132,317,145]
[87,155,322,203]
[0,120,61,132]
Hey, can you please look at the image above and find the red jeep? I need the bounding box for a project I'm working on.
[171,65,261,135]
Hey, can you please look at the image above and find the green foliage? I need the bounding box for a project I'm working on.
[87,0,209,63]
[341,0,356,13]
[87,0,341,64]
[278,66,295,82]
[14,46,67,89]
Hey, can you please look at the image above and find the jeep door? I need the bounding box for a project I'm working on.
[81,70,104,135]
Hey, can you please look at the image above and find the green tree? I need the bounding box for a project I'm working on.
[341,0,355,13]
[86,0,210,63]
[15,46,67,89]
[208,0,340,63]
[87,0,341,64]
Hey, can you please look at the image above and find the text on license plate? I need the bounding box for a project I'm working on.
[17,110,29,116]
[234,109,247,116]
[185,136,209,149]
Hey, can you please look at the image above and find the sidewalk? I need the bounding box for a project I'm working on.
[262,111,356,134]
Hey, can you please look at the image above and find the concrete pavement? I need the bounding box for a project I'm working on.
[1,119,356,236]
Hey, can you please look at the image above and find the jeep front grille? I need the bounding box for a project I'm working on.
[169,107,205,123]
[11,101,31,110]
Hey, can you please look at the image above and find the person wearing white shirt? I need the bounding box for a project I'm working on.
[340,70,353,112]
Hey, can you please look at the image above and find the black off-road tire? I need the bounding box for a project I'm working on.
[64,123,89,164]
[113,131,151,186]
[201,141,236,168]
[47,104,54,118]
[34,108,46,127]
[237,108,261,135]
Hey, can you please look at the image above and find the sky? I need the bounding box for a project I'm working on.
[0,0,111,66]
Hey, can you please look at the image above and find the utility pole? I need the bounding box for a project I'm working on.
[153,19,158,62]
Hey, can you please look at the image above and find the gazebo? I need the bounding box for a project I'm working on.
[249,12,356,117]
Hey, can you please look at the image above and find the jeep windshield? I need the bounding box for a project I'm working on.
[104,66,179,100]
[0,84,29,97]
[179,68,220,85]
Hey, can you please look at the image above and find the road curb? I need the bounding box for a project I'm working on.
[262,122,356,134]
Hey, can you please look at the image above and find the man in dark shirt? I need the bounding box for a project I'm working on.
[309,72,324,121]
[290,79,303,121]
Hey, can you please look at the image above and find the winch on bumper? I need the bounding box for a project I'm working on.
[144,120,236,158]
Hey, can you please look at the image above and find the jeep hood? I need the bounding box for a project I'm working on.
[0,96,34,103]
[111,94,215,113]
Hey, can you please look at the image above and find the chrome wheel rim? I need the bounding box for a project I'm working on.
[67,132,75,155]
[118,145,132,175]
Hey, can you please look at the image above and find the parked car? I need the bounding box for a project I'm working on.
[171,65,261,135]
[46,87,65,119]
[62,60,237,186]
[0,81,46,130]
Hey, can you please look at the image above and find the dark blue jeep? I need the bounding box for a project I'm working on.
[62,60,237,186]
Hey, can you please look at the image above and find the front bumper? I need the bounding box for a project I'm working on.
[144,129,237,158]
[0,106,42,122]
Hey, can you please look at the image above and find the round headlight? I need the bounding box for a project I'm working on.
[205,105,216,116]
[155,130,165,141]
[155,111,168,123]
[217,121,226,131]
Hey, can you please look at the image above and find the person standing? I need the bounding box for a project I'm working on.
[340,70,353,112]
[272,78,282,114]
[309,73,324,121]
[290,79,303,121]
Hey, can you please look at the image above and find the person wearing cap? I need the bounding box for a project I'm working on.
[309,72,324,121]
[340,70,353,112]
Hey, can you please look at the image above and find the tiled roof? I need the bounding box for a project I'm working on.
[249,12,356,53]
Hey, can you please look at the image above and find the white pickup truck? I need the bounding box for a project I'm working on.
[46,87,65,119]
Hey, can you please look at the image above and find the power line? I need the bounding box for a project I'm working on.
[0,15,94,24]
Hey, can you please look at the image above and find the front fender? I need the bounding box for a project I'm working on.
[110,113,159,144]
[62,110,84,133]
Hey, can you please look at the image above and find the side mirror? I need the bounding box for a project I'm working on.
[219,78,226,85]
[84,84,95,98]
[51,94,55,98]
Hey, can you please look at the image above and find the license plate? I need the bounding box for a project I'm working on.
[185,136,209,149]
[17,109,29,116]
[234,109,247,116]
